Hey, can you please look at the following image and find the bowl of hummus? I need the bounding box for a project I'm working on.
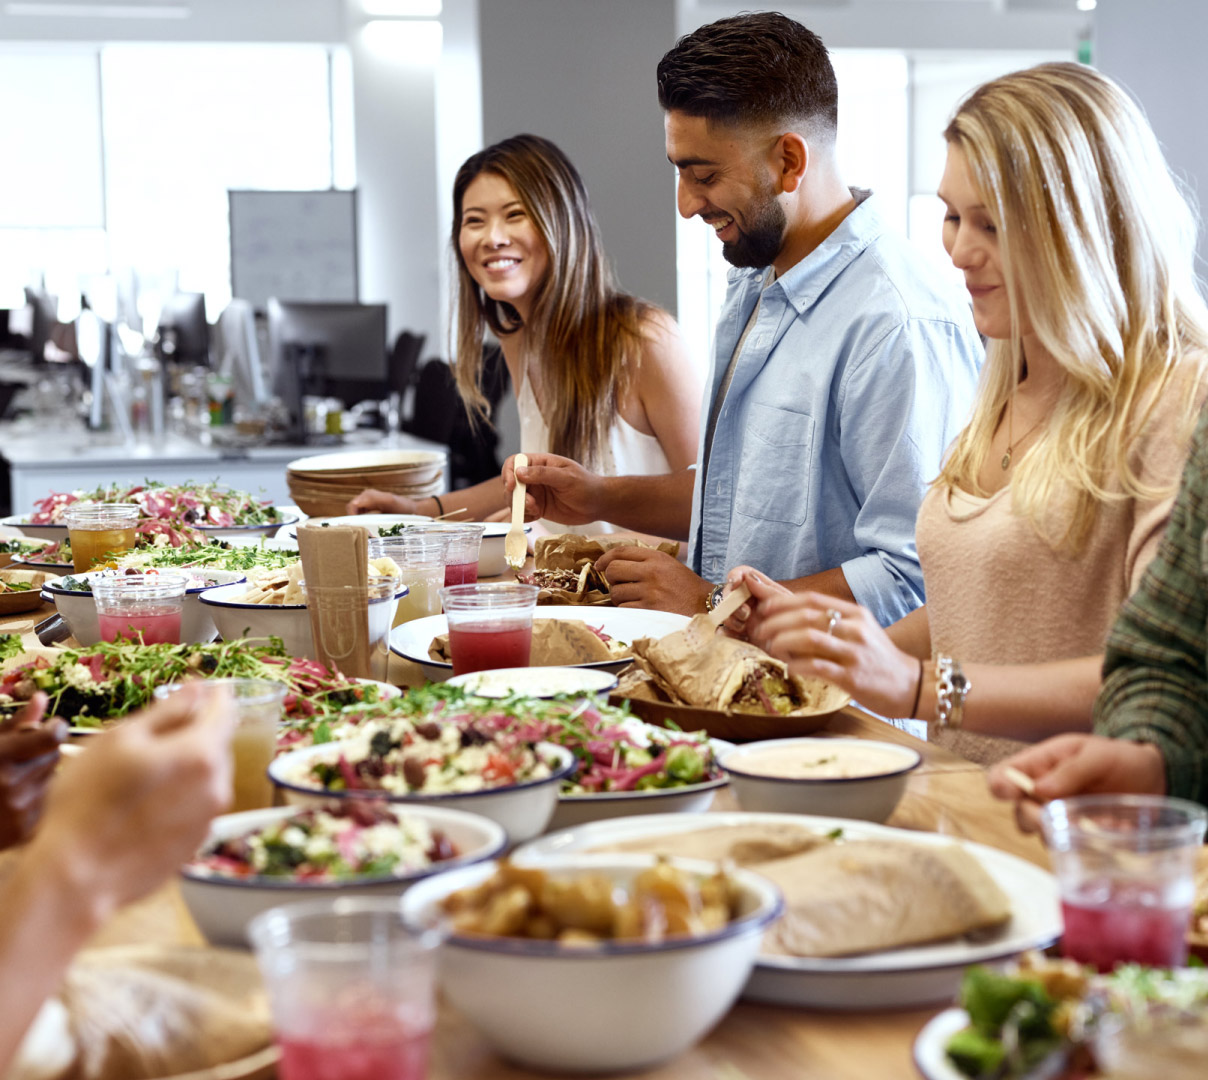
[719,737,920,822]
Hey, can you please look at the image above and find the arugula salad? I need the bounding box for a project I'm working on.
[0,638,385,729]
[282,684,722,795]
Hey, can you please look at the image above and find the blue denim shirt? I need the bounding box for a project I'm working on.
[688,191,983,626]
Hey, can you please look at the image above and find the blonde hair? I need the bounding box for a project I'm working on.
[939,62,1208,552]
[450,134,652,468]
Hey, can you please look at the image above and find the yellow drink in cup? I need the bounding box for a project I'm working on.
[154,678,286,813]
[63,503,141,572]
[393,568,443,626]
[369,534,449,627]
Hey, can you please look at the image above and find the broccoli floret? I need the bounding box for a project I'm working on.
[945,1027,1005,1078]
[665,744,706,783]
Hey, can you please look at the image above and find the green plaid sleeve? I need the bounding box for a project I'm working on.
[1093,407,1208,804]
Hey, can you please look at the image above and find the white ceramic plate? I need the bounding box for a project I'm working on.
[0,516,65,542]
[287,513,432,537]
[514,811,1061,1010]
[391,605,690,682]
[913,1008,971,1080]
[447,666,619,698]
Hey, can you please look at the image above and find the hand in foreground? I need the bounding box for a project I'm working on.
[0,693,67,851]
[346,489,419,515]
[27,682,237,925]
[595,547,711,614]
[746,591,920,717]
[722,566,790,639]
[503,453,607,525]
[987,735,1167,834]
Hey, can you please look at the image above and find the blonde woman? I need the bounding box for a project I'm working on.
[736,63,1208,758]
[349,134,701,530]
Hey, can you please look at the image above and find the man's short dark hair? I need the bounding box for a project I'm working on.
[656,11,838,137]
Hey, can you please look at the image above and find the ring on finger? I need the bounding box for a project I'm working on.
[824,608,842,636]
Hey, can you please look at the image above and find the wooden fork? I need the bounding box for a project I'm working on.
[505,453,529,572]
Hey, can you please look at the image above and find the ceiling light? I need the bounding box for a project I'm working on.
[1076,0,1096,10]
[361,0,441,16]
[4,3,190,17]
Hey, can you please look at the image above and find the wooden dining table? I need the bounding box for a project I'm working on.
[6,587,1052,1080]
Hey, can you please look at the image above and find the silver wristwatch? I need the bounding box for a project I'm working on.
[934,655,970,729]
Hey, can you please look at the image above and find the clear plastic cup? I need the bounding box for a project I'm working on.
[1041,794,1208,971]
[439,582,538,676]
[369,534,448,626]
[301,573,402,681]
[249,898,442,1080]
[154,677,286,812]
[405,523,486,586]
[63,502,140,572]
[91,571,187,643]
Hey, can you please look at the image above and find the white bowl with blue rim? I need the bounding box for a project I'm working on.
[198,578,406,661]
[268,740,576,844]
[719,736,921,822]
[42,568,247,646]
[179,802,507,947]
[400,853,783,1073]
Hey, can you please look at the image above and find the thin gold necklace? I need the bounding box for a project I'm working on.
[1001,395,1045,471]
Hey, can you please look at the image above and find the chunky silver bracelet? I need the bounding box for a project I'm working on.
[934,654,971,729]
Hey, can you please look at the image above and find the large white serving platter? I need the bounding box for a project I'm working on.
[2,509,298,545]
[391,605,689,683]
[0,516,65,542]
[287,513,432,536]
[514,811,1061,1010]
[912,1008,971,1080]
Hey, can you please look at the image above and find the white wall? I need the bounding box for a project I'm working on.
[1094,0,1208,273]
[478,0,680,317]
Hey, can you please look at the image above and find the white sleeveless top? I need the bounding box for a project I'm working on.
[517,371,672,535]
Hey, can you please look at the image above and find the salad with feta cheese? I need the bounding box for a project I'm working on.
[189,802,458,883]
[28,481,283,529]
[281,714,555,796]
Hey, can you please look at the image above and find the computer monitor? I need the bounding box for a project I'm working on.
[24,287,56,364]
[266,300,389,430]
[156,291,210,366]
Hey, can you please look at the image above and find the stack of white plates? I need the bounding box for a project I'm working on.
[286,449,446,516]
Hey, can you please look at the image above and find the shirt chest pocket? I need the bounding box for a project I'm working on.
[734,403,815,526]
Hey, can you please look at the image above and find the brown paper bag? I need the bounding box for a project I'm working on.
[297,523,373,677]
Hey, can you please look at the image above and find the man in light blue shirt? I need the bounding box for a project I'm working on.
[508,11,980,624]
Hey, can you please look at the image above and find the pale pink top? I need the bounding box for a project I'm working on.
[917,389,1199,667]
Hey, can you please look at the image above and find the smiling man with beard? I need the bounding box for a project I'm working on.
[507,11,982,625]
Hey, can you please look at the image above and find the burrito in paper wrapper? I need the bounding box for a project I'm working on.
[520,535,679,606]
[627,614,838,715]
[430,618,630,666]
[6,945,271,1080]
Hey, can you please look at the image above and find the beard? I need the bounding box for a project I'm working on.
[720,186,786,269]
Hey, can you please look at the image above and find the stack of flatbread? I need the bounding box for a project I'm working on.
[521,535,679,606]
[594,824,1011,958]
[6,946,272,1080]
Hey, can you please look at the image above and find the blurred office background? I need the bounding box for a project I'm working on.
[0,0,1202,440]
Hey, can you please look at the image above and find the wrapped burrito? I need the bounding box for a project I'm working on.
[630,615,837,716]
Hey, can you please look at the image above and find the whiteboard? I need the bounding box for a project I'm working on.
[228,189,359,311]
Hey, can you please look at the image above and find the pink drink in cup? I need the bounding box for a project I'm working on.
[1041,794,1207,972]
[249,899,441,1080]
[440,583,538,676]
[92,572,188,645]
[406,524,485,586]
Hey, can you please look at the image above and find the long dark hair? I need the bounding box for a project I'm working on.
[450,133,650,467]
